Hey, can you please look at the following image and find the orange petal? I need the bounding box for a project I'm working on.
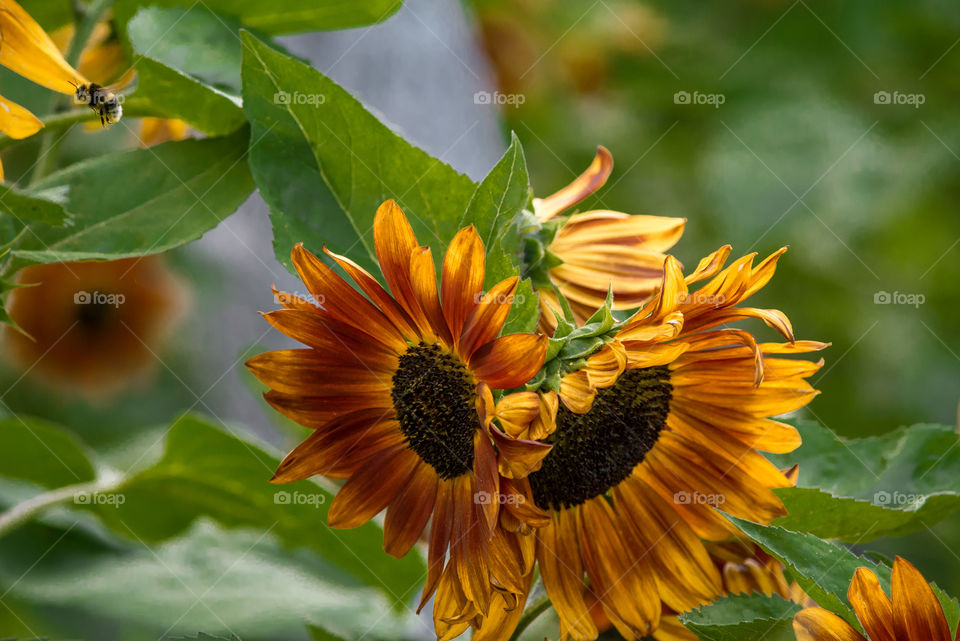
[459,276,519,360]
[849,567,895,641]
[891,556,952,641]
[793,608,867,641]
[441,225,485,341]
[383,462,438,557]
[533,146,613,221]
[328,448,419,528]
[470,333,547,389]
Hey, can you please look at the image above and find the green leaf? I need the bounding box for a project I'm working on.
[123,7,246,135]
[773,486,960,542]
[308,624,350,641]
[680,593,802,641]
[0,416,95,488]
[13,128,254,263]
[89,414,424,607]
[4,521,418,638]
[0,183,71,227]
[461,133,539,332]
[115,0,401,35]
[730,516,960,635]
[241,31,477,274]
[768,420,960,541]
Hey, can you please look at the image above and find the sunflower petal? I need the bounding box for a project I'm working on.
[793,607,866,641]
[891,556,952,641]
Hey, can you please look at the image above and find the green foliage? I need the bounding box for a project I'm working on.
[0,416,95,488]
[12,129,254,264]
[768,420,960,541]
[730,516,960,636]
[123,7,246,134]
[114,0,401,35]
[680,593,802,641]
[0,184,70,227]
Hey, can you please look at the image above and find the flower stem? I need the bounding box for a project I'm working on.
[509,595,552,641]
[0,479,111,539]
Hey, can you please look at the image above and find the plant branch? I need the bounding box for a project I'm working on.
[509,594,552,641]
[0,478,120,539]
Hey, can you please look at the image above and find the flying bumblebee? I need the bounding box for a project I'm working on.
[0,0,133,128]
[71,71,135,127]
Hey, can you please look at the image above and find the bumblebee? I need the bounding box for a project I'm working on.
[72,82,123,126]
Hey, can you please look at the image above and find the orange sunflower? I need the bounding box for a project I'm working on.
[2,257,186,397]
[246,200,552,639]
[794,556,957,641]
[531,146,685,332]
[519,246,825,641]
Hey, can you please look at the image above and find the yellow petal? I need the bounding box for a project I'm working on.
[0,93,42,139]
[0,0,88,93]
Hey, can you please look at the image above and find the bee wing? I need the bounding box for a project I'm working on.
[0,0,89,95]
[102,68,137,96]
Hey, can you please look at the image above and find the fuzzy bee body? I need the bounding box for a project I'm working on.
[74,82,123,126]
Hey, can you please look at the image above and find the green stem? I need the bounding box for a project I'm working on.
[0,478,119,539]
[509,595,552,641]
[67,0,115,68]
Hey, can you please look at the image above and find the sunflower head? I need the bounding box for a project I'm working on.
[525,146,685,332]
[2,257,186,398]
[511,245,826,641]
[246,200,554,639]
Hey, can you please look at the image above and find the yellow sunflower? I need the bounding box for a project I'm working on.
[246,200,552,639]
[794,556,957,641]
[520,246,825,641]
[531,146,685,332]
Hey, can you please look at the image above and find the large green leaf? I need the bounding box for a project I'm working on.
[4,521,419,639]
[115,0,401,35]
[0,416,95,488]
[679,593,802,641]
[0,183,71,227]
[123,6,246,135]
[460,133,539,331]
[241,31,477,272]
[768,420,960,542]
[730,516,960,635]
[88,414,424,607]
[13,128,253,263]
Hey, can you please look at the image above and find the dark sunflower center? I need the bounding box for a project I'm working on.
[391,342,477,479]
[529,366,672,510]
[76,300,114,331]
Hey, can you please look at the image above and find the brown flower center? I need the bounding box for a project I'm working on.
[392,342,478,479]
[529,366,672,510]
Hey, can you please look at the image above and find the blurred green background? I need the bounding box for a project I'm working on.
[0,0,958,638]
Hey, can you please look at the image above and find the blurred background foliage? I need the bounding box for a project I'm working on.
[0,0,957,638]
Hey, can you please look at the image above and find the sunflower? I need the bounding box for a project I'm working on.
[518,245,825,641]
[530,146,685,332]
[246,200,552,640]
[2,257,186,397]
[794,556,957,641]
